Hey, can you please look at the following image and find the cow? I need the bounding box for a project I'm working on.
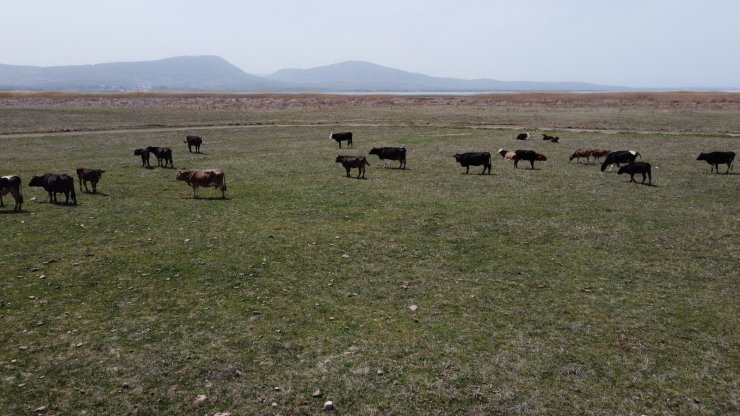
[134,148,151,168]
[454,152,491,174]
[513,150,547,169]
[0,175,23,212]
[542,134,559,142]
[76,167,104,193]
[176,169,227,199]
[516,132,530,140]
[335,155,369,179]
[696,151,735,174]
[569,149,592,163]
[185,135,203,153]
[29,173,76,205]
[600,150,641,172]
[589,148,611,164]
[369,147,406,169]
[330,132,353,148]
[146,146,174,168]
[497,148,516,160]
[618,162,652,185]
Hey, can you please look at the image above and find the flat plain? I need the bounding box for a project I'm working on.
[0,92,738,415]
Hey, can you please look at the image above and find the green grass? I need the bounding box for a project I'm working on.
[0,96,738,414]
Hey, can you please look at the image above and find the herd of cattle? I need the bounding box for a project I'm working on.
[0,130,736,212]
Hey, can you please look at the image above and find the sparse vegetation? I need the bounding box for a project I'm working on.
[0,93,737,414]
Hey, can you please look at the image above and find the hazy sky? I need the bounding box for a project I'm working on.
[3,0,739,88]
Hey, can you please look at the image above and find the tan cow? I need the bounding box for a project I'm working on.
[497,148,516,160]
[176,169,227,199]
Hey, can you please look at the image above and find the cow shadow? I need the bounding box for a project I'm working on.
[179,196,230,201]
[702,171,739,176]
[82,191,109,197]
[0,209,30,215]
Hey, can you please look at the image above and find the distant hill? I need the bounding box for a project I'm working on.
[0,56,288,92]
[267,61,629,92]
[0,56,629,92]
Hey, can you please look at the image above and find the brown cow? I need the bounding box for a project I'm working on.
[76,167,105,193]
[589,148,611,164]
[335,155,369,179]
[176,169,227,199]
[569,149,591,163]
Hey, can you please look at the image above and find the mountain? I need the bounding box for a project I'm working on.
[0,56,628,92]
[0,56,288,92]
[268,61,628,92]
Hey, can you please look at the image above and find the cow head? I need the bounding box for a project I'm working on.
[175,170,191,181]
[335,156,343,163]
[696,153,706,161]
[369,147,380,156]
[29,175,45,187]
[134,148,143,156]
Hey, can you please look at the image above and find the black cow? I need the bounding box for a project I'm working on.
[454,152,491,174]
[336,155,369,179]
[0,175,23,212]
[146,146,174,168]
[134,148,151,168]
[29,173,76,205]
[76,167,105,193]
[330,132,353,148]
[516,132,530,140]
[696,151,735,174]
[369,147,406,169]
[185,135,204,153]
[601,150,641,172]
[618,162,652,185]
[513,150,547,169]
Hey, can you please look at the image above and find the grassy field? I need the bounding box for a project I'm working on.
[0,93,738,415]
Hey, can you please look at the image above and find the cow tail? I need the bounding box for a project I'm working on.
[70,185,76,204]
[222,173,227,191]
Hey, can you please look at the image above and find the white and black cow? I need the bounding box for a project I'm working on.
[330,132,353,148]
[601,150,641,172]
[0,175,23,212]
[369,147,406,169]
[516,132,530,140]
[454,152,491,174]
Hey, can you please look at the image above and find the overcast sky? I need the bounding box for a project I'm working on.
[2,0,739,88]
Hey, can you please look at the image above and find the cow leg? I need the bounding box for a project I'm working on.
[530,160,535,169]
[84,181,90,193]
[465,165,470,174]
[92,181,97,193]
[0,194,4,207]
[641,173,646,184]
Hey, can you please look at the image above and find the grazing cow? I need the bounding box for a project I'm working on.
[696,151,735,174]
[600,150,641,172]
[176,169,227,199]
[454,152,491,174]
[497,148,516,160]
[146,146,174,168]
[542,134,559,142]
[589,148,611,164]
[369,146,406,169]
[569,149,592,163]
[618,162,652,185]
[335,155,369,179]
[134,148,151,168]
[0,175,23,212]
[516,132,530,140]
[330,132,353,148]
[185,135,204,153]
[549,136,560,143]
[76,167,104,193]
[29,173,76,205]
[513,150,547,169]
